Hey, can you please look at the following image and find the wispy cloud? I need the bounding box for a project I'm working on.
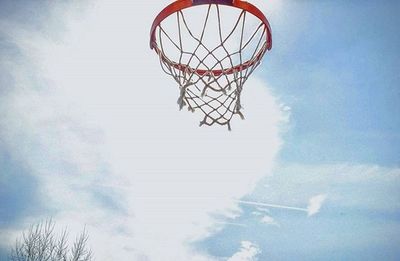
[256,207,270,213]
[215,222,247,228]
[260,215,280,227]
[227,241,261,261]
[307,194,327,217]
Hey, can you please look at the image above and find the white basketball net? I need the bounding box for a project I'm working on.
[153,4,269,130]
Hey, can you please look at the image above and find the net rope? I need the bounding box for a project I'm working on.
[154,4,269,130]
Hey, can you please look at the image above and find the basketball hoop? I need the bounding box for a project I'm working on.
[150,0,272,130]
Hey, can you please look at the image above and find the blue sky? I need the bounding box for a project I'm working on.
[201,1,400,259]
[265,1,400,166]
[0,0,399,260]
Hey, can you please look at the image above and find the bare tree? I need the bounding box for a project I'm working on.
[9,220,92,261]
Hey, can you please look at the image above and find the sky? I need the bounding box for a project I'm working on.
[0,0,399,261]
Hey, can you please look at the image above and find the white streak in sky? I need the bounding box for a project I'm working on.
[238,200,308,212]
[238,197,327,217]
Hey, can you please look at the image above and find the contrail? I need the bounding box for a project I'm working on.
[237,200,308,213]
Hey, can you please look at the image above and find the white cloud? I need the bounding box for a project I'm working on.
[307,194,327,217]
[0,1,285,260]
[256,207,270,213]
[260,215,279,227]
[227,241,261,261]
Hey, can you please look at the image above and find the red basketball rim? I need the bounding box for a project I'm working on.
[150,0,272,76]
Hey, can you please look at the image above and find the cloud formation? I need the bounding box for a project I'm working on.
[307,194,327,217]
[0,1,285,260]
[260,215,279,226]
[227,241,261,261]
